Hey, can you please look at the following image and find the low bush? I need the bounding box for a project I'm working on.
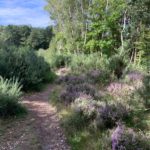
[71,97,100,120]
[0,76,26,117]
[60,83,98,104]
[96,103,130,129]
[51,53,71,68]
[66,84,96,96]
[86,70,101,82]
[111,124,150,150]
[70,53,109,74]
[0,46,53,90]
[62,111,89,131]
[125,71,144,82]
[138,75,150,108]
[87,69,112,85]
[108,55,127,79]
[40,50,72,69]
[57,75,86,85]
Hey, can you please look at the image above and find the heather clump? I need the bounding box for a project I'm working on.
[124,71,144,89]
[126,71,144,82]
[87,70,101,79]
[58,73,100,104]
[57,75,86,85]
[138,75,150,108]
[96,103,130,129]
[87,69,101,83]
[71,97,100,119]
[66,84,96,96]
[70,99,130,130]
[60,83,99,103]
[111,124,150,150]
[107,82,134,96]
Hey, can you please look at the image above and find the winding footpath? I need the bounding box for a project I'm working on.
[0,84,70,150]
[22,85,70,150]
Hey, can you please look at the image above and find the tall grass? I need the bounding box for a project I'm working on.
[0,76,26,117]
[0,76,22,98]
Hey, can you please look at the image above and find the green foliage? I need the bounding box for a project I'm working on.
[63,111,89,131]
[139,75,150,108]
[71,98,99,120]
[108,55,127,79]
[50,53,71,69]
[45,0,149,71]
[0,77,26,117]
[0,25,53,50]
[0,76,22,98]
[45,0,89,52]
[37,49,72,69]
[85,0,126,55]
[27,27,53,50]
[70,53,109,74]
[134,28,150,70]
[0,46,53,90]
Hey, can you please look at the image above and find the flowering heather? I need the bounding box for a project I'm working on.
[87,70,101,79]
[57,75,86,85]
[107,82,134,95]
[87,69,101,83]
[60,83,98,103]
[111,124,124,150]
[60,91,78,103]
[111,125,150,150]
[58,73,100,104]
[72,97,100,119]
[126,71,144,82]
[77,93,93,100]
[66,83,96,97]
[97,103,129,128]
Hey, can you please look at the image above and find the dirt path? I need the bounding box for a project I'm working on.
[22,85,70,150]
[0,84,70,150]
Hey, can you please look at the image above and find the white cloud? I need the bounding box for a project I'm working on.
[0,0,52,27]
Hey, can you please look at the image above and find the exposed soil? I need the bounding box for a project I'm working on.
[0,84,70,150]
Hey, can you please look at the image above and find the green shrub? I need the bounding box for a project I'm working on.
[0,76,26,117]
[62,110,90,131]
[71,98,100,120]
[0,46,53,90]
[108,55,127,79]
[51,53,71,68]
[70,53,109,74]
[38,49,72,69]
[139,75,150,108]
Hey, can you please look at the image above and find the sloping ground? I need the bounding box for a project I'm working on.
[0,84,70,150]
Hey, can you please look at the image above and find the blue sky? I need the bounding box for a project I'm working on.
[0,0,52,27]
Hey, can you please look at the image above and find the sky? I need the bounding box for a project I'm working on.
[0,0,53,27]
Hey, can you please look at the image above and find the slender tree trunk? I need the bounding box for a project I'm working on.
[120,9,127,55]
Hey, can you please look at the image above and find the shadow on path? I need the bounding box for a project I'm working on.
[22,85,70,150]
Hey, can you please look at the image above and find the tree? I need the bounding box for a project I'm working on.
[45,0,90,52]
[85,0,126,56]
[0,25,53,50]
